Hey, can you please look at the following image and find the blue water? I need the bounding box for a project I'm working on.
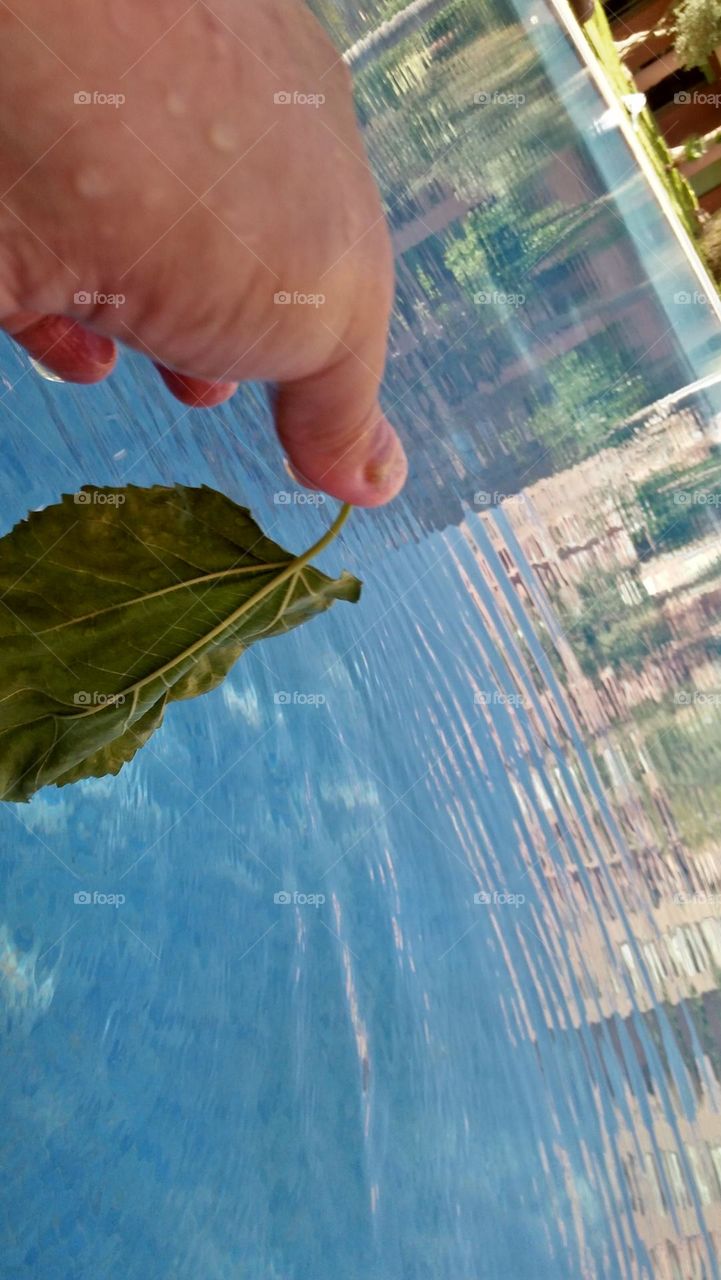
[3,0,721,1277]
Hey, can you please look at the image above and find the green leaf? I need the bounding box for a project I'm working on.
[0,485,360,802]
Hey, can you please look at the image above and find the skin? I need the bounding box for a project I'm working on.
[0,0,407,505]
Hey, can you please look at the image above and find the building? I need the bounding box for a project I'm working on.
[604,0,721,213]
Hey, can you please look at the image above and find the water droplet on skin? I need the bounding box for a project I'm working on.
[139,186,165,210]
[110,5,135,35]
[166,92,187,117]
[75,168,112,199]
[209,121,238,153]
[29,357,66,384]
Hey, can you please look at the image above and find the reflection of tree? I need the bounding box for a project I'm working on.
[630,697,721,851]
[557,570,671,677]
[320,0,687,523]
[443,197,606,296]
[634,454,721,553]
[523,345,648,468]
[355,11,566,206]
[307,0,354,44]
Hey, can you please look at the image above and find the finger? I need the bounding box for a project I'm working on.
[2,313,116,383]
[155,364,239,408]
[273,354,407,508]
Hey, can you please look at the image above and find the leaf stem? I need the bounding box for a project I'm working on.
[293,501,352,567]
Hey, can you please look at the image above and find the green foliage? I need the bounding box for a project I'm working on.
[701,208,721,283]
[561,571,671,677]
[583,4,700,238]
[0,486,359,801]
[632,694,721,848]
[443,199,589,290]
[635,454,721,551]
[673,0,721,70]
[682,133,707,161]
[525,346,646,465]
[355,12,563,206]
[441,178,624,326]
[443,214,492,290]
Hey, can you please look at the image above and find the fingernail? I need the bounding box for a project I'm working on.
[155,365,238,408]
[356,418,407,504]
[16,317,116,384]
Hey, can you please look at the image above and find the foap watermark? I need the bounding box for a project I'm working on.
[273,490,326,506]
[74,90,126,109]
[475,690,526,707]
[674,690,721,707]
[74,289,126,309]
[673,490,721,506]
[672,891,721,906]
[474,890,526,907]
[273,90,325,108]
[474,289,525,307]
[73,691,126,707]
[274,290,325,308]
[673,290,709,306]
[274,691,326,707]
[674,91,721,108]
[473,490,526,508]
[274,890,325,907]
[73,490,126,506]
[74,890,126,907]
[474,90,525,107]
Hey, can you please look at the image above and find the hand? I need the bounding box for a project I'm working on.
[0,0,407,506]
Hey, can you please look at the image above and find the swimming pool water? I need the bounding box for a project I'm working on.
[2,0,721,1276]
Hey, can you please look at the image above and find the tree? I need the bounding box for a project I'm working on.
[701,207,721,283]
[673,0,721,70]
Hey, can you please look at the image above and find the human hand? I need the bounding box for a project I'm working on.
[0,0,407,506]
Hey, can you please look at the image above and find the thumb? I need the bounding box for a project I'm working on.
[273,351,407,508]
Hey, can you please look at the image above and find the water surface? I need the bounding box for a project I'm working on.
[2,0,721,1277]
